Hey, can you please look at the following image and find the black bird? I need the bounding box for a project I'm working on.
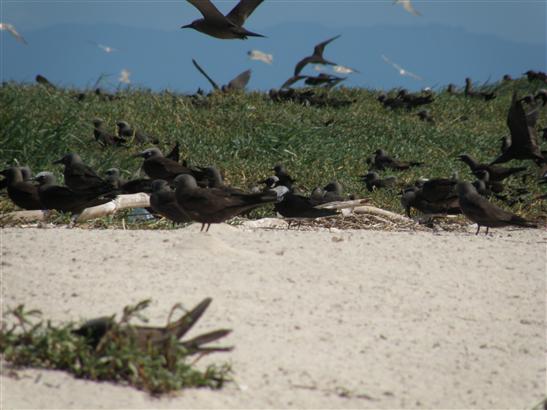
[294,35,340,76]
[401,178,460,218]
[134,148,205,184]
[372,149,423,171]
[104,168,153,194]
[457,181,536,234]
[35,74,56,89]
[149,179,191,224]
[73,297,232,354]
[0,167,41,210]
[181,0,265,40]
[397,89,434,109]
[524,70,547,83]
[35,172,113,214]
[116,120,159,144]
[472,170,504,195]
[464,78,496,101]
[273,186,338,219]
[174,174,276,231]
[458,154,526,182]
[192,59,251,92]
[491,92,544,165]
[53,153,113,195]
[361,172,396,192]
[93,119,127,147]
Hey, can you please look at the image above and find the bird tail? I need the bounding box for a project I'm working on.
[509,215,537,228]
[242,29,266,38]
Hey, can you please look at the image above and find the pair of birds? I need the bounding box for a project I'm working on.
[93,119,159,147]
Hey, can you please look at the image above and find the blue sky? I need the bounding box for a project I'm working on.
[1,1,545,91]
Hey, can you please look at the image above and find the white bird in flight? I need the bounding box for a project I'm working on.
[119,69,131,84]
[393,0,421,16]
[381,55,423,81]
[0,22,27,45]
[97,43,117,53]
[248,49,273,64]
[314,64,358,75]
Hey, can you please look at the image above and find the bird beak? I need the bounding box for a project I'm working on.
[52,158,64,164]
[180,23,193,29]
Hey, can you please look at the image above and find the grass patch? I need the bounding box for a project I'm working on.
[0,300,232,395]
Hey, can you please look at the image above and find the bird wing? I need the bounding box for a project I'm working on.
[226,0,264,26]
[1,23,27,44]
[294,57,313,76]
[165,142,180,163]
[398,0,421,16]
[281,75,307,89]
[226,69,251,90]
[192,59,220,90]
[186,0,227,22]
[313,35,341,58]
[507,92,539,151]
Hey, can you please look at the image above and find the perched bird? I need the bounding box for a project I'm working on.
[393,0,421,16]
[294,35,341,76]
[181,0,265,40]
[491,92,544,165]
[134,148,204,183]
[457,181,536,234]
[362,172,396,192]
[401,178,460,217]
[524,70,547,83]
[53,153,113,195]
[0,22,27,44]
[381,55,423,81]
[73,297,232,354]
[116,120,159,144]
[464,78,496,101]
[472,170,504,196]
[0,167,41,210]
[273,186,338,219]
[458,154,526,182]
[174,174,276,231]
[35,172,113,214]
[93,119,127,147]
[372,149,423,171]
[35,74,56,89]
[150,179,190,224]
[248,49,272,64]
[192,59,251,92]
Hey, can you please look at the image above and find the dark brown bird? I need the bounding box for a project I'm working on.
[116,120,159,144]
[35,74,56,89]
[304,73,346,88]
[35,172,113,214]
[53,153,113,195]
[491,92,544,165]
[458,154,526,182]
[361,172,396,192]
[149,179,191,224]
[73,297,232,355]
[457,181,536,234]
[372,149,423,171]
[182,0,265,40]
[294,35,340,76]
[174,174,276,231]
[464,77,496,101]
[104,168,153,194]
[192,59,251,92]
[401,178,460,218]
[93,119,127,147]
[134,148,204,184]
[0,167,42,210]
[417,109,435,124]
[165,141,181,163]
[524,70,547,83]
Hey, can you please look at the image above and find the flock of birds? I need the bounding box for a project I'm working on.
[1,0,547,234]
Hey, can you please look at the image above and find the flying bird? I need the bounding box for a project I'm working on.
[97,43,117,53]
[119,69,131,84]
[0,23,27,45]
[382,55,422,81]
[248,49,272,64]
[394,0,421,16]
[294,35,341,76]
[181,0,265,40]
[192,58,251,92]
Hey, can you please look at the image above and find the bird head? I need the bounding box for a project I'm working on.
[181,20,200,30]
[151,179,170,192]
[174,174,198,191]
[33,171,56,185]
[53,153,81,166]
[134,148,162,160]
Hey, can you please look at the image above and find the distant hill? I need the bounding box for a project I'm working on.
[1,22,544,92]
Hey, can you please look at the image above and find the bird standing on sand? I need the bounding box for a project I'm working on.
[181,0,264,40]
[457,182,536,234]
[174,174,276,232]
[294,35,341,76]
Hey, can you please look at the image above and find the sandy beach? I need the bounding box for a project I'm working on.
[1,223,545,409]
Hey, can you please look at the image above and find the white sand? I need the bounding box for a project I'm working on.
[1,224,545,409]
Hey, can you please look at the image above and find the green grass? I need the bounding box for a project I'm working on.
[0,301,232,395]
[1,79,546,221]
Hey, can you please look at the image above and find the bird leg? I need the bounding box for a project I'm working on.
[200,223,205,232]
[485,227,489,235]
[475,224,481,235]
[205,224,211,232]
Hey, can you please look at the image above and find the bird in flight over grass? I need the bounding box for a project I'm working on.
[381,55,423,81]
[0,22,27,44]
[181,0,265,40]
[248,49,273,64]
[394,0,421,16]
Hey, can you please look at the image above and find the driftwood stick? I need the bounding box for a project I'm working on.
[314,199,370,210]
[351,205,415,223]
[76,193,151,222]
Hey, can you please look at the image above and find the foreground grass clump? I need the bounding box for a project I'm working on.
[0,301,232,395]
[0,79,546,221]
